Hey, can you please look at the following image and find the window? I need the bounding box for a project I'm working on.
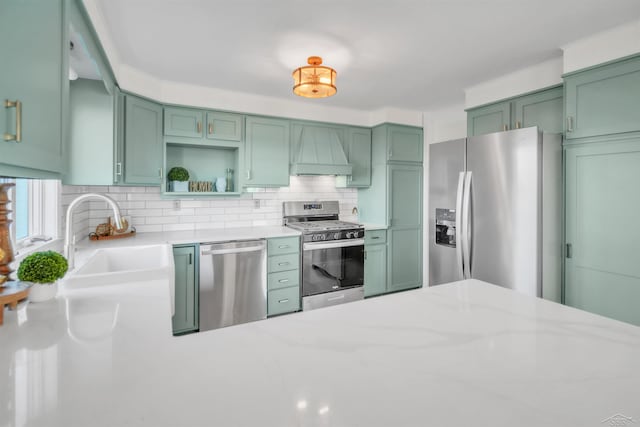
[0,178,60,255]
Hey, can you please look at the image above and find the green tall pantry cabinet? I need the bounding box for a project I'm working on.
[359,124,423,294]
[0,0,68,178]
[563,54,640,326]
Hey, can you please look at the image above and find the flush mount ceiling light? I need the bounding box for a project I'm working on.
[292,56,337,98]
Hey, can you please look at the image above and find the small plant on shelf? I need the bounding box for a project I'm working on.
[167,167,190,192]
[17,251,69,302]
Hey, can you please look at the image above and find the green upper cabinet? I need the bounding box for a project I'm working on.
[244,116,290,187]
[467,86,563,137]
[0,0,68,178]
[387,164,422,292]
[565,135,640,326]
[564,55,640,139]
[64,0,118,185]
[164,107,204,139]
[336,127,372,188]
[386,125,423,162]
[513,87,563,133]
[122,94,163,185]
[467,102,511,136]
[172,245,199,335]
[206,112,243,141]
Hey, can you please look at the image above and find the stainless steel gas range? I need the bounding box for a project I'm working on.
[283,201,365,310]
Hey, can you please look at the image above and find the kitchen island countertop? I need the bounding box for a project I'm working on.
[1,278,639,426]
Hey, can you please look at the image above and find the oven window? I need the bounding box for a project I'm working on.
[302,245,364,296]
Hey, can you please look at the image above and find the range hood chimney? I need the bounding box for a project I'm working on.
[290,126,352,176]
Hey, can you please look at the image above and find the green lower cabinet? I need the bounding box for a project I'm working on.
[267,236,301,316]
[564,136,640,326]
[172,245,199,335]
[364,240,387,297]
[388,227,422,292]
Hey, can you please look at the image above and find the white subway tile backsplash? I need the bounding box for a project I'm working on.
[62,176,357,237]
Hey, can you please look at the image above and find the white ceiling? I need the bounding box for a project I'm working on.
[94,0,640,112]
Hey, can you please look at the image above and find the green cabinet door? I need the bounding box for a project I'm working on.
[172,245,199,334]
[387,125,423,163]
[164,107,204,139]
[565,56,640,139]
[513,86,563,133]
[0,0,67,176]
[124,94,163,185]
[387,164,423,292]
[364,242,387,297]
[565,136,640,326]
[205,112,243,141]
[336,127,372,188]
[245,116,290,187]
[467,101,511,137]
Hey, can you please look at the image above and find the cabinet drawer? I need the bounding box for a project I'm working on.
[365,229,386,245]
[267,236,300,256]
[268,253,300,273]
[268,269,300,291]
[268,286,300,316]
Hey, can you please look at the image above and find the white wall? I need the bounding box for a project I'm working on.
[465,58,564,109]
[562,18,640,73]
[62,176,358,242]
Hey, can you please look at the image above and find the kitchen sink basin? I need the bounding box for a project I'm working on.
[63,244,173,289]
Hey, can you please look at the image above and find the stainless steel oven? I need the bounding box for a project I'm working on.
[302,238,364,310]
[283,200,365,311]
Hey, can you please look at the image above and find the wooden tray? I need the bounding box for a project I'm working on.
[1,282,29,326]
[89,229,136,241]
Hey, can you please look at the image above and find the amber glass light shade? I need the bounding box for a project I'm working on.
[292,56,337,98]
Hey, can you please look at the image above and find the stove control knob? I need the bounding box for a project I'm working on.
[333,232,341,240]
[346,231,354,239]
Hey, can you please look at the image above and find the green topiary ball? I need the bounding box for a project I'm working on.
[167,167,189,181]
[17,251,69,284]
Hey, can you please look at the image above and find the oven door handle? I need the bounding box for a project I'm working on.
[303,238,365,251]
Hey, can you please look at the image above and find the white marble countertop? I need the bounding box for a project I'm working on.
[1,279,639,427]
[77,225,300,250]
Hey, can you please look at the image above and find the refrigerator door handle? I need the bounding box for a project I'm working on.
[462,171,473,279]
[455,172,466,279]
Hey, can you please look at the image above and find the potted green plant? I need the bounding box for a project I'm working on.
[18,251,68,302]
[167,167,190,192]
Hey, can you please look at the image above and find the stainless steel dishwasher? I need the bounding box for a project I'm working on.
[199,240,267,331]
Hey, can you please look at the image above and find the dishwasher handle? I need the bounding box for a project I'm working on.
[201,245,265,256]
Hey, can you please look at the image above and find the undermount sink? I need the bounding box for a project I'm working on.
[63,244,173,288]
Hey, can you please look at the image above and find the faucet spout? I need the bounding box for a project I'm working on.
[64,193,123,270]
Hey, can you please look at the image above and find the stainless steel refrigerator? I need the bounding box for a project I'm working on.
[428,127,563,300]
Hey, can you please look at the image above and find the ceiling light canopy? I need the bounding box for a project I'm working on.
[292,56,337,98]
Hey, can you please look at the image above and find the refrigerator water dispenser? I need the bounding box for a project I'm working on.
[435,208,456,247]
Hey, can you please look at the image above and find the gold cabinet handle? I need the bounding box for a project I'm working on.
[4,100,22,142]
[208,123,213,134]
[515,121,521,129]
[197,121,202,133]
[502,124,509,131]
